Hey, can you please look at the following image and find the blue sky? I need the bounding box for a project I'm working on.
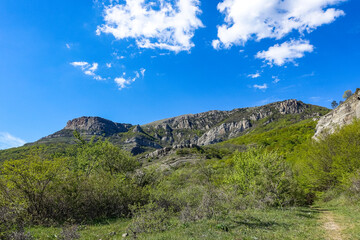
[0,0,359,149]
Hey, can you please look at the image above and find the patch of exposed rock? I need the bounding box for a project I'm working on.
[314,88,360,139]
[35,99,328,154]
[197,120,252,145]
[65,116,132,136]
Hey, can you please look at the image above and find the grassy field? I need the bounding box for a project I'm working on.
[28,207,326,240]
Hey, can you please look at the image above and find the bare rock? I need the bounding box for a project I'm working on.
[314,88,360,139]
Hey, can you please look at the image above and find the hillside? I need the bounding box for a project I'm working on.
[24,99,329,155]
[3,95,360,240]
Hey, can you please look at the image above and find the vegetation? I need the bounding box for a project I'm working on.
[1,117,360,239]
[343,90,353,99]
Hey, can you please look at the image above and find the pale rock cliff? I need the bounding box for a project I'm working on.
[314,88,360,139]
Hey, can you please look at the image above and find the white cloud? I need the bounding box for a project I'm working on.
[0,132,26,150]
[272,76,280,83]
[97,0,204,52]
[253,83,268,90]
[115,68,146,90]
[66,43,71,49]
[106,63,112,68]
[70,62,88,67]
[256,39,314,66]
[248,72,261,78]
[70,62,105,80]
[112,52,126,59]
[214,0,346,48]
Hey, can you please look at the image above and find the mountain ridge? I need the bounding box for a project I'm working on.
[31,99,330,154]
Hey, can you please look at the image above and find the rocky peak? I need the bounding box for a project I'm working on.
[132,125,144,133]
[314,88,360,139]
[275,99,306,115]
[65,116,132,136]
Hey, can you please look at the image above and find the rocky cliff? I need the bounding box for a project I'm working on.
[35,99,329,154]
[314,88,360,139]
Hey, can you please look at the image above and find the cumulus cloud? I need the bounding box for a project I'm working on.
[253,83,268,90]
[213,0,346,48]
[115,68,146,90]
[70,62,105,80]
[248,72,261,78]
[97,0,204,52]
[256,39,314,66]
[0,132,26,150]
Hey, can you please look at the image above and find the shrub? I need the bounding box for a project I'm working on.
[127,202,171,237]
[226,148,303,208]
[0,139,145,224]
[59,225,80,240]
[295,119,360,201]
[0,205,32,240]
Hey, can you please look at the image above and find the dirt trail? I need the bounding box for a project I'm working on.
[321,210,344,240]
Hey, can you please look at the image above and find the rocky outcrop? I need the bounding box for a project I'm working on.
[65,117,132,136]
[314,89,360,139]
[35,99,329,154]
[147,110,231,130]
[197,120,251,145]
[275,99,306,114]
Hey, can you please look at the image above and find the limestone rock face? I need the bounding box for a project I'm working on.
[65,116,131,136]
[275,99,306,114]
[149,110,232,130]
[35,99,328,155]
[197,120,252,145]
[314,88,360,139]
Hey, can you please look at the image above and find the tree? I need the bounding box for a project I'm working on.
[331,100,338,109]
[343,90,353,99]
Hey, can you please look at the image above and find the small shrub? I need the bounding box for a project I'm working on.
[59,225,80,240]
[127,202,171,237]
[0,206,30,240]
[8,231,33,240]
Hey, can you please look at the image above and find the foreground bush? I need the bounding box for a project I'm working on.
[295,119,360,201]
[127,202,171,237]
[226,148,304,208]
[0,139,144,224]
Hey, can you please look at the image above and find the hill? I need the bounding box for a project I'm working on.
[21,99,329,156]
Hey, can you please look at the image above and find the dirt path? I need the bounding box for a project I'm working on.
[321,210,344,240]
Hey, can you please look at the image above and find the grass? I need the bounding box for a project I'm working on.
[28,219,130,240]
[28,207,325,240]
[318,197,360,239]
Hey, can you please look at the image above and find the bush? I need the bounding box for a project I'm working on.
[127,202,171,237]
[0,206,32,240]
[0,139,145,224]
[295,119,360,201]
[226,148,303,208]
[59,225,80,240]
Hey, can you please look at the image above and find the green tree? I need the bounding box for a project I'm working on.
[343,90,353,99]
[0,153,66,219]
[331,100,338,109]
[226,148,302,207]
[74,138,139,175]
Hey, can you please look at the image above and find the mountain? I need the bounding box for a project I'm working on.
[314,88,360,139]
[30,99,329,155]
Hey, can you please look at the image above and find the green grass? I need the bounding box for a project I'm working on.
[28,208,325,240]
[28,219,130,240]
[319,198,360,239]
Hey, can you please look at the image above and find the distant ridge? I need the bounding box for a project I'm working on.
[32,99,329,155]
